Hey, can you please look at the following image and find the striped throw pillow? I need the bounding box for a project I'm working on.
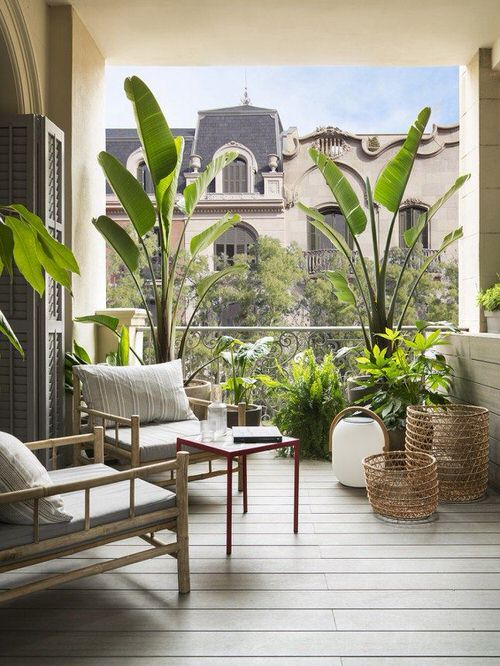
[74,360,195,424]
[0,432,72,525]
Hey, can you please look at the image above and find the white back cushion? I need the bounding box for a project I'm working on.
[74,360,195,424]
[0,432,72,525]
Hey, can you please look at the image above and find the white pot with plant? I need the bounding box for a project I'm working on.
[477,280,500,333]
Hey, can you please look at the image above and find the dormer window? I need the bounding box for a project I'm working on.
[137,161,153,193]
[223,156,248,193]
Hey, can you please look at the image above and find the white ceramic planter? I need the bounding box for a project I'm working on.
[330,407,389,488]
[485,311,500,334]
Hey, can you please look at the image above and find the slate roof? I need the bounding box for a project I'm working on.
[105,103,283,196]
[192,105,283,194]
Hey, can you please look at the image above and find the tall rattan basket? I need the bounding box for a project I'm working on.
[405,405,489,502]
[363,451,439,521]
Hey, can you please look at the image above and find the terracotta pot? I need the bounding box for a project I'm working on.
[227,404,262,427]
[184,378,211,419]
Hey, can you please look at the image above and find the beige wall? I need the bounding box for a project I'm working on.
[459,49,500,331]
[445,333,500,489]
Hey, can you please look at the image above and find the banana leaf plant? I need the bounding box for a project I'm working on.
[0,204,79,356]
[91,76,245,364]
[298,107,469,353]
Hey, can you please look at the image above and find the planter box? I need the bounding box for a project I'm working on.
[485,311,500,334]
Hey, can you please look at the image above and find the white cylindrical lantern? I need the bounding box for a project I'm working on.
[330,406,389,488]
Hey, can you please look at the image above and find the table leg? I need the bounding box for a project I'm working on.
[226,456,233,555]
[242,455,248,513]
[293,441,300,533]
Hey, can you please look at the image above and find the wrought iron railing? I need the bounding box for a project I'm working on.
[303,248,441,275]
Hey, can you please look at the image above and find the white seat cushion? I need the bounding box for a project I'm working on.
[0,432,71,525]
[106,420,202,463]
[74,360,195,423]
[0,464,176,552]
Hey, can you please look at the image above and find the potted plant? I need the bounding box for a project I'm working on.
[80,76,246,393]
[477,280,500,333]
[215,336,274,426]
[259,349,346,459]
[298,107,470,354]
[354,327,453,449]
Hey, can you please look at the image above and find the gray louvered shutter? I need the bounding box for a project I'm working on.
[0,115,65,445]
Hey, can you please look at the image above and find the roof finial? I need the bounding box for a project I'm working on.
[241,69,251,106]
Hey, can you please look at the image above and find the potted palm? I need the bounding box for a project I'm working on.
[477,280,500,333]
[80,76,246,395]
[215,336,274,426]
[298,107,469,354]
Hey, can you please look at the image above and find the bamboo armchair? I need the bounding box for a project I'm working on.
[0,427,190,603]
[72,368,246,488]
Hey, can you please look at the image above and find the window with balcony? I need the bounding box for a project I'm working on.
[215,223,257,264]
[222,156,248,193]
[399,205,429,249]
[308,207,353,251]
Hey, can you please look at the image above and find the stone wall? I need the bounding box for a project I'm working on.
[445,333,500,489]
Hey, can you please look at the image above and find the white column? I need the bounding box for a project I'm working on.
[94,308,148,364]
[459,49,500,331]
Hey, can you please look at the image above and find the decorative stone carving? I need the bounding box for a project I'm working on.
[312,127,350,159]
[367,136,380,152]
[268,153,279,172]
[189,154,201,172]
[401,197,427,207]
[283,186,298,209]
[282,128,300,158]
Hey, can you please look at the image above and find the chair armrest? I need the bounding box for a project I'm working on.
[76,405,133,426]
[25,428,105,465]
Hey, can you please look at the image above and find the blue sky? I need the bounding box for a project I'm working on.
[106,66,459,134]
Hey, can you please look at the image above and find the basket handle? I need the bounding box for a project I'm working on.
[329,406,389,453]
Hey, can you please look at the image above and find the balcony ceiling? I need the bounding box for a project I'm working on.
[49,0,500,67]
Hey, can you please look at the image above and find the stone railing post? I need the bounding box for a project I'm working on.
[94,308,147,365]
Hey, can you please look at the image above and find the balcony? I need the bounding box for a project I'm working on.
[304,248,440,275]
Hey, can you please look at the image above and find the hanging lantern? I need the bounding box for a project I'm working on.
[329,406,389,488]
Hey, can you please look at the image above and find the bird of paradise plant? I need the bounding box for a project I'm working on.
[298,107,469,353]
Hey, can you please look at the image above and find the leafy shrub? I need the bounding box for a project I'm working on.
[260,349,345,459]
[477,281,500,312]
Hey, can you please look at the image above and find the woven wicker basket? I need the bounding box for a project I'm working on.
[405,405,489,502]
[363,451,438,521]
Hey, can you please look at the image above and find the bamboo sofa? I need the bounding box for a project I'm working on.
[72,362,247,488]
[0,427,190,603]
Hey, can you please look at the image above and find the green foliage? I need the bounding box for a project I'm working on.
[259,350,345,459]
[95,75,245,363]
[354,327,453,431]
[477,279,500,312]
[217,336,274,405]
[0,205,79,356]
[299,106,469,352]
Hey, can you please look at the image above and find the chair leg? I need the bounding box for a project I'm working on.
[238,456,243,492]
[176,452,191,594]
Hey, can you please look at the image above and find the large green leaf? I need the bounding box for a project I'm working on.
[325,270,357,305]
[9,204,79,274]
[92,215,139,274]
[160,136,184,238]
[298,203,352,256]
[374,107,431,212]
[73,340,92,364]
[403,174,470,247]
[74,314,119,333]
[4,216,45,294]
[97,151,156,238]
[0,223,14,276]
[124,76,177,192]
[35,235,71,289]
[183,151,239,217]
[189,213,240,258]
[308,147,367,235]
[117,325,130,366]
[0,309,23,357]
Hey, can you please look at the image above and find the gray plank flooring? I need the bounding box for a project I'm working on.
[1,452,500,663]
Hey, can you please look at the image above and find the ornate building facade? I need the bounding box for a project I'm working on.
[106,99,459,273]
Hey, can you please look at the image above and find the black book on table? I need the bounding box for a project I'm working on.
[232,426,283,443]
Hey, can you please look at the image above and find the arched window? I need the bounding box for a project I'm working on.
[399,205,428,249]
[308,207,353,251]
[137,161,153,193]
[223,157,248,193]
[215,223,257,265]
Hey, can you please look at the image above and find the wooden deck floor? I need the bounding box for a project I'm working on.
[2,452,500,664]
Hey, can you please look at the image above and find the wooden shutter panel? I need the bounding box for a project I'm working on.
[0,115,65,443]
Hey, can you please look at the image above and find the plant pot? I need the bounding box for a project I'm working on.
[485,311,500,334]
[388,427,406,451]
[227,404,262,427]
[347,375,374,405]
[184,378,211,419]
